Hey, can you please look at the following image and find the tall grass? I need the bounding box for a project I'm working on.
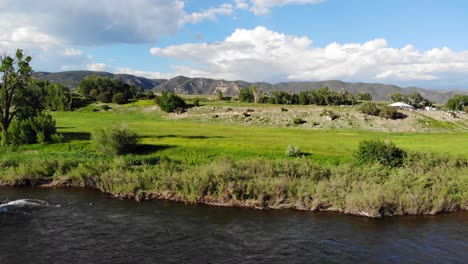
[1,151,466,217]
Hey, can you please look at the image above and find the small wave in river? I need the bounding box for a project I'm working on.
[0,199,49,214]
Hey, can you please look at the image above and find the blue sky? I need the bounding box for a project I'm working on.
[1,0,468,89]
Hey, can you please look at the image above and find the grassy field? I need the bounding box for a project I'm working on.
[1,100,467,217]
[43,101,468,165]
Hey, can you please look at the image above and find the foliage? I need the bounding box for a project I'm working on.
[446,95,468,111]
[78,76,138,103]
[8,114,57,145]
[357,92,372,101]
[380,106,401,119]
[285,145,302,157]
[112,92,127,104]
[358,102,381,116]
[293,117,305,124]
[155,92,186,113]
[92,124,139,155]
[239,88,254,103]
[216,90,224,101]
[355,140,406,167]
[266,87,356,106]
[145,91,155,99]
[321,109,340,120]
[0,49,33,145]
[390,92,432,108]
[37,81,73,111]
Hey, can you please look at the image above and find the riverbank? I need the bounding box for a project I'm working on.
[1,154,467,218]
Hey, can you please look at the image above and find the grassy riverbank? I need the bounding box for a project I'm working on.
[0,101,467,217]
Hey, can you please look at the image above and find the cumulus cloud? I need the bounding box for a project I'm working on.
[0,0,188,45]
[150,26,468,85]
[86,63,107,71]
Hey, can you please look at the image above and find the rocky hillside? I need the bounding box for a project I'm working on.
[34,71,467,104]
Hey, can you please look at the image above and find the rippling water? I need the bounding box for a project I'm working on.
[0,187,467,264]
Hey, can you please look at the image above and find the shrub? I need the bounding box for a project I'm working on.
[293,117,306,124]
[193,98,200,107]
[146,91,156,99]
[112,92,127,104]
[464,106,468,113]
[285,145,302,157]
[100,105,111,111]
[380,106,401,119]
[155,92,186,113]
[321,109,340,120]
[354,140,406,167]
[358,102,380,116]
[8,114,57,145]
[93,124,139,155]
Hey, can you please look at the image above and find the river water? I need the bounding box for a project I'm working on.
[0,187,467,264]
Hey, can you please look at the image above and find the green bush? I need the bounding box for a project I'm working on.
[8,114,57,145]
[358,102,381,116]
[285,145,302,157]
[354,140,406,167]
[112,92,127,104]
[93,124,140,155]
[380,106,401,119]
[155,92,186,113]
[293,117,306,124]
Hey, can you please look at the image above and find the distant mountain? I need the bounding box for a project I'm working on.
[33,71,467,104]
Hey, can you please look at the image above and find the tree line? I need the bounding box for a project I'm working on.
[239,86,357,106]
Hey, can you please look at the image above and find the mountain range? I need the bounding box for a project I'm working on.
[33,71,468,104]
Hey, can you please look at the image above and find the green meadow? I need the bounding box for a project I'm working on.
[47,101,468,164]
[1,100,467,217]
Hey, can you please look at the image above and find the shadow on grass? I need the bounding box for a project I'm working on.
[61,132,92,141]
[144,134,225,140]
[134,144,175,155]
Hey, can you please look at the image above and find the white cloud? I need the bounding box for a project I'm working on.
[0,0,191,45]
[235,0,249,9]
[247,0,323,15]
[184,3,236,24]
[115,67,171,79]
[150,26,468,85]
[86,63,107,71]
[63,48,83,56]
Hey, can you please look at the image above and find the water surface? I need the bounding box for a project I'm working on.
[1,187,466,263]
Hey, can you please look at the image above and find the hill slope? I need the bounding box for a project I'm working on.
[34,71,467,104]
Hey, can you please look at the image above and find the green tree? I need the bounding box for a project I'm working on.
[239,88,254,103]
[0,49,33,145]
[357,92,372,101]
[155,92,186,113]
[446,95,468,111]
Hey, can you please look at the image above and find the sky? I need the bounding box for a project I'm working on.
[1,0,468,89]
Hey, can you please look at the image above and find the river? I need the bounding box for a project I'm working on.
[0,187,467,263]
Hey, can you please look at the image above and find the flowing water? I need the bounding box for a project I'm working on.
[0,187,467,264]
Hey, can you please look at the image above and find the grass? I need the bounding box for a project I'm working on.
[48,105,468,165]
[1,100,467,217]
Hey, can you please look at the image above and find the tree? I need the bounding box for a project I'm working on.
[0,49,33,145]
[357,92,372,101]
[446,95,468,111]
[390,92,407,103]
[250,86,262,103]
[155,92,186,113]
[239,88,254,103]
